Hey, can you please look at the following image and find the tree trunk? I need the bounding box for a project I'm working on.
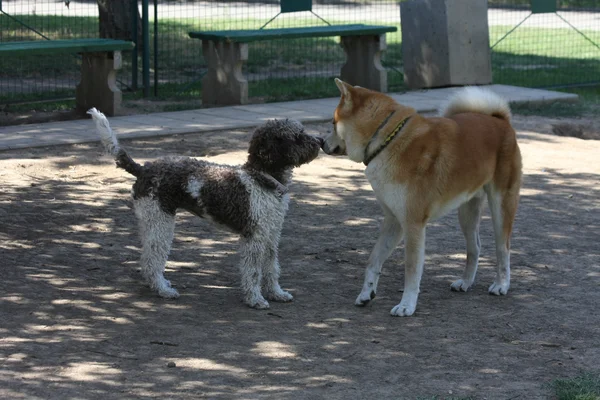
[97,0,143,49]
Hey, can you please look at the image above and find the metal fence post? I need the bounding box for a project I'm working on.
[142,0,149,97]
[131,0,138,91]
[154,0,158,96]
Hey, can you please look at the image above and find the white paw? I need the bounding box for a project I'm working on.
[157,286,180,299]
[390,300,416,317]
[488,281,509,295]
[266,290,294,303]
[143,274,170,287]
[246,296,270,310]
[355,290,376,306]
[450,278,473,292]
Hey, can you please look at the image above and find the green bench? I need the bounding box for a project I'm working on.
[0,38,135,116]
[188,1,397,106]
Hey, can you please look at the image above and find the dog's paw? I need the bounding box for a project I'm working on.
[488,281,509,296]
[246,296,270,310]
[266,290,293,303]
[157,286,180,299]
[355,290,376,306]
[390,300,416,317]
[450,278,473,292]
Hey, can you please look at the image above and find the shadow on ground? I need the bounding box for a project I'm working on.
[1,125,599,399]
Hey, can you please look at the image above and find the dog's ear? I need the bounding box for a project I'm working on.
[335,78,354,100]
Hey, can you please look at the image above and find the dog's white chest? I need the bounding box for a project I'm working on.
[366,169,409,218]
[240,171,289,232]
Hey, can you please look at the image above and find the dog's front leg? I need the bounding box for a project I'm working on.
[356,211,404,306]
[391,224,425,317]
[263,246,293,303]
[238,237,270,309]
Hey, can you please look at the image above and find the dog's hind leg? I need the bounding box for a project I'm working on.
[238,237,270,309]
[356,207,404,306]
[263,245,293,303]
[485,184,519,296]
[134,197,179,299]
[451,192,485,292]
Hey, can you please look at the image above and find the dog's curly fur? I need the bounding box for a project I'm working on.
[88,108,322,309]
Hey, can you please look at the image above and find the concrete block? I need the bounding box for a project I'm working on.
[340,34,388,92]
[401,0,492,89]
[202,41,249,106]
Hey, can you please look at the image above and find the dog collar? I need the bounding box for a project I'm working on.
[363,115,411,166]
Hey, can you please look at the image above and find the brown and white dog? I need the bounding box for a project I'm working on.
[322,79,522,316]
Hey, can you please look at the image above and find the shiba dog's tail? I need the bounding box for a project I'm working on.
[440,87,511,122]
[87,108,143,177]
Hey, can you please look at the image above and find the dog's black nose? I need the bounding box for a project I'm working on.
[315,136,325,147]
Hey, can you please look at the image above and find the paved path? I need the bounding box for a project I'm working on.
[0,84,578,151]
[3,1,599,30]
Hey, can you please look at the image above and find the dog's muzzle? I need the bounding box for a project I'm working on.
[321,141,346,156]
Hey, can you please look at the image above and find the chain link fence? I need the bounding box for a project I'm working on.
[0,0,598,107]
[156,1,403,101]
[0,1,103,103]
[488,0,600,88]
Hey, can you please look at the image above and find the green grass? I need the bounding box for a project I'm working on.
[552,373,600,400]
[414,373,600,400]
[490,25,600,88]
[1,13,599,113]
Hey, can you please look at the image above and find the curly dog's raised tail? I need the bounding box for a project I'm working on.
[87,108,143,177]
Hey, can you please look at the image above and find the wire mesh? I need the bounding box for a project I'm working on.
[153,1,403,101]
[0,1,100,103]
[1,0,598,108]
[0,0,403,105]
[488,0,600,88]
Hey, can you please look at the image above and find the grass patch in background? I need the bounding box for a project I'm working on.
[552,372,600,400]
[2,14,599,116]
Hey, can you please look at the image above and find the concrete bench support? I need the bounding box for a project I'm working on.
[202,41,249,106]
[191,24,396,105]
[76,51,123,116]
[401,0,492,89]
[340,34,387,92]
[200,33,389,106]
[1,39,133,116]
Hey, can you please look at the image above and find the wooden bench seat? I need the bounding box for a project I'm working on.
[188,24,397,105]
[0,39,135,116]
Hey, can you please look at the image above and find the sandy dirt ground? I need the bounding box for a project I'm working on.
[0,114,599,400]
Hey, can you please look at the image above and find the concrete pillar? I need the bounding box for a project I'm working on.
[400,0,492,89]
[340,34,388,92]
[202,41,249,106]
[76,51,123,116]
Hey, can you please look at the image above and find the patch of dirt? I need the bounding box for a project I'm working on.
[509,114,600,141]
[0,99,202,127]
[0,108,83,127]
[0,116,599,399]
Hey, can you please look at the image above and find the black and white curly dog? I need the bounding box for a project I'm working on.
[88,108,322,309]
